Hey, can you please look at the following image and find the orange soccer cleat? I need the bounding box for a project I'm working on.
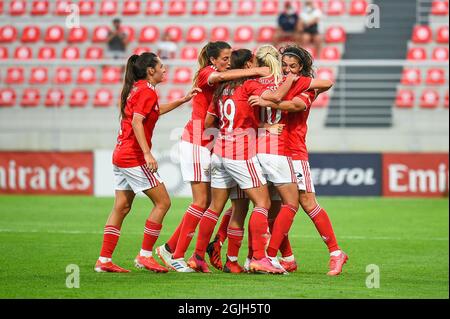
[187,254,212,273]
[223,258,244,274]
[279,257,298,273]
[94,260,130,273]
[327,251,348,276]
[206,236,223,271]
[134,255,169,273]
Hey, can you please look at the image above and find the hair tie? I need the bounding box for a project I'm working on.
[283,52,302,61]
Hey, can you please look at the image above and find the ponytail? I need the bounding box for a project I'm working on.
[255,45,283,85]
[120,54,139,119]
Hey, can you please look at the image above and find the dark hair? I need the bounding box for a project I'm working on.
[213,49,253,105]
[120,52,159,119]
[281,46,315,78]
[193,41,231,85]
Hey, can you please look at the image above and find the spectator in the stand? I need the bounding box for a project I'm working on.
[107,18,128,59]
[157,32,178,60]
[300,0,323,57]
[275,1,302,46]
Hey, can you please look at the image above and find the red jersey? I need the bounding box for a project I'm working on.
[113,80,160,168]
[182,65,218,148]
[208,80,264,160]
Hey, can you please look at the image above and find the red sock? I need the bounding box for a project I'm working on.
[267,205,297,257]
[216,208,232,243]
[100,225,121,258]
[194,209,220,259]
[308,205,339,253]
[172,204,204,259]
[142,220,162,252]
[279,236,293,257]
[249,207,269,260]
[227,227,244,259]
[166,218,183,253]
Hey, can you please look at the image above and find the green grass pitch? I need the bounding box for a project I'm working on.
[0,195,448,299]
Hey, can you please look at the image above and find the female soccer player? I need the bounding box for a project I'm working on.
[156,42,271,272]
[94,52,200,273]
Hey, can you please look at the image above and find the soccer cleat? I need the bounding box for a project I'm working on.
[327,251,348,276]
[187,254,212,273]
[134,255,169,273]
[206,236,223,271]
[268,257,289,275]
[94,260,130,273]
[170,258,195,273]
[156,244,173,269]
[243,257,252,273]
[223,258,244,274]
[249,257,284,274]
[279,257,298,273]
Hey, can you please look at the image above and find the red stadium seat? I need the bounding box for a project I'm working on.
[0,47,8,59]
[432,47,449,61]
[261,0,279,15]
[120,26,136,42]
[164,26,183,42]
[327,0,346,15]
[238,0,256,15]
[9,0,26,16]
[54,67,73,84]
[85,47,104,59]
[6,67,24,84]
[412,25,432,43]
[325,26,346,43]
[395,90,415,108]
[169,0,186,15]
[257,26,276,43]
[0,88,16,107]
[320,47,341,60]
[214,0,232,15]
[181,46,198,60]
[211,26,230,42]
[234,26,254,43]
[99,0,118,15]
[316,68,335,82]
[68,26,88,43]
[134,46,151,55]
[77,67,96,84]
[102,66,122,84]
[187,26,207,43]
[21,26,41,43]
[38,46,56,60]
[79,0,95,15]
[167,89,185,102]
[431,0,449,15]
[350,0,368,15]
[0,0,3,15]
[55,0,72,15]
[304,46,317,59]
[445,91,449,108]
[123,0,140,15]
[407,47,427,61]
[173,67,193,84]
[426,68,446,85]
[192,0,209,15]
[45,25,65,43]
[30,67,48,84]
[313,93,329,108]
[14,46,32,59]
[94,89,113,107]
[45,88,65,107]
[401,68,421,86]
[31,0,49,15]
[436,26,449,43]
[145,0,163,15]
[139,26,159,43]
[62,46,80,60]
[70,88,89,107]
[21,88,40,107]
[420,89,440,108]
[0,26,18,43]
[92,26,111,43]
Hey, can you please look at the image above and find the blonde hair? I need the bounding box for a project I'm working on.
[255,45,283,85]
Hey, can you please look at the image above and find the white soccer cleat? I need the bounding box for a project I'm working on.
[268,256,289,275]
[156,244,174,269]
[244,257,251,272]
[170,258,195,273]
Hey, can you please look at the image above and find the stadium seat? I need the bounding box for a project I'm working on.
[62,46,80,60]
[21,88,41,107]
[0,0,3,15]
[407,47,427,61]
[320,47,341,60]
[257,26,276,43]
[120,26,136,42]
[94,89,113,107]
[99,0,118,15]
[214,0,232,15]
[21,26,41,43]
[0,26,18,43]
[38,46,56,59]
[30,67,48,84]
[350,0,368,15]
[70,88,89,107]
[45,88,65,107]
[234,26,254,43]
[68,26,89,43]
[420,89,440,108]
[395,90,415,108]
[173,67,193,84]
[0,47,8,59]
[164,26,183,42]
[55,0,71,15]
[401,68,421,86]
[54,67,73,84]
[168,0,187,15]
[45,25,65,43]
[139,26,159,43]
[426,68,446,85]
[14,46,33,60]
[79,0,95,15]
[145,0,164,15]
[123,0,140,15]
[316,68,335,82]
[0,88,16,107]
[260,0,279,15]
[92,26,111,43]
[134,46,151,55]
[192,0,209,15]
[313,92,330,108]
[181,46,198,60]
[77,67,96,84]
[102,66,122,84]
[431,0,449,15]
[432,47,449,61]
[85,47,104,59]
[237,0,256,15]
[436,26,449,43]
[9,0,26,16]
[327,0,346,15]
[186,26,207,43]
[31,0,49,15]
[325,26,346,43]
[211,26,230,42]
[5,67,24,84]
[445,91,449,108]
[412,25,432,44]
[167,89,185,102]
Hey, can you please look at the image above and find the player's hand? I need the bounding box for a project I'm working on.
[286,72,299,83]
[144,152,158,173]
[257,67,271,77]
[267,124,285,135]
[249,95,271,108]
[183,87,202,103]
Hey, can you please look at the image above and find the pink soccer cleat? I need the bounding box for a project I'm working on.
[249,257,284,274]
[94,260,130,273]
[327,251,348,276]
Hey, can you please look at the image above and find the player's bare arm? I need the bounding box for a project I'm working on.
[208,67,270,84]
[159,88,202,115]
[131,114,157,172]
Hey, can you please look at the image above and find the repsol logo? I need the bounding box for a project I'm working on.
[311,168,377,186]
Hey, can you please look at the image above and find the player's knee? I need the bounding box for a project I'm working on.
[255,198,271,211]
[299,196,317,213]
[192,198,209,211]
[115,203,132,217]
